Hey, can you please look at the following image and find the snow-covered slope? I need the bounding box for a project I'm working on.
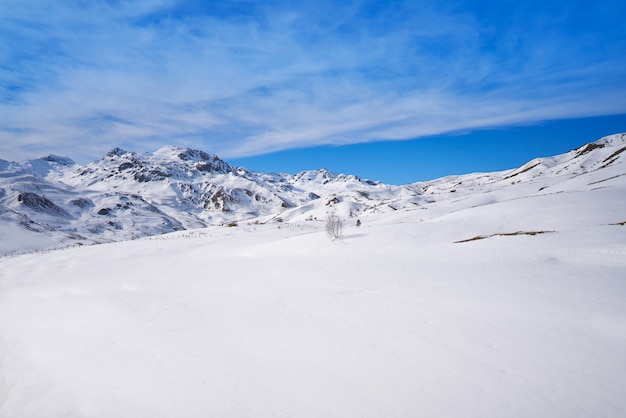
[0,146,383,254]
[1,150,625,416]
[1,133,625,255]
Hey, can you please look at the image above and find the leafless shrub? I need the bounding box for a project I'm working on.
[326,212,343,239]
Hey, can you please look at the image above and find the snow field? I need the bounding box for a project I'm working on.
[1,185,626,417]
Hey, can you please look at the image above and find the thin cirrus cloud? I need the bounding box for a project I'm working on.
[1,0,625,163]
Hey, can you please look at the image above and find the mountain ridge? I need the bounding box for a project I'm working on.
[1,133,625,254]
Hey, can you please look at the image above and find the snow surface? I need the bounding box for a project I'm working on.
[1,134,626,417]
[1,177,626,417]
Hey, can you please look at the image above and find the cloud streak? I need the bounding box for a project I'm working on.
[1,0,625,162]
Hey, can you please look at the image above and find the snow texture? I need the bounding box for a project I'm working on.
[0,134,626,417]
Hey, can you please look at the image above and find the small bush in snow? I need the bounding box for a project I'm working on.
[326,212,343,239]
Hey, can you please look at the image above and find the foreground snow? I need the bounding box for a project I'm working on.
[1,179,625,417]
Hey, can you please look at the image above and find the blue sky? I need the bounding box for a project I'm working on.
[232,114,626,183]
[1,0,625,184]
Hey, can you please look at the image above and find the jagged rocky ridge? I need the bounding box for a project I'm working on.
[1,134,625,253]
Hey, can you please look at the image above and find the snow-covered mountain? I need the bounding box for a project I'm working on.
[1,133,625,254]
[1,134,626,417]
[0,145,386,253]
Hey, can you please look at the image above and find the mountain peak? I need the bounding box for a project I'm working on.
[595,132,626,146]
[149,146,232,173]
[106,147,133,158]
[176,148,213,162]
[41,155,75,166]
[293,168,335,184]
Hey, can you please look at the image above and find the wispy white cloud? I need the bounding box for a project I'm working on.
[1,0,625,162]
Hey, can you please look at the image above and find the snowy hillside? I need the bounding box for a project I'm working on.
[1,133,626,416]
[0,146,387,254]
[1,133,625,255]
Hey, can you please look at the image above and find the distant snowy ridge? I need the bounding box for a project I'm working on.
[1,133,625,254]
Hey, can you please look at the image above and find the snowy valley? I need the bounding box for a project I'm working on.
[1,133,625,417]
[2,133,626,256]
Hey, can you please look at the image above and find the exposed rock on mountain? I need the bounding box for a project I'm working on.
[1,134,625,254]
[17,192,71,218]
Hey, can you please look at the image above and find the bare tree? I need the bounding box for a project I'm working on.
[326,212,343,239]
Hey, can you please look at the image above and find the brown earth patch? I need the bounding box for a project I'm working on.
[455,230,554,243]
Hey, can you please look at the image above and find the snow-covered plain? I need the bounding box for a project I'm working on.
[1,135,626,417]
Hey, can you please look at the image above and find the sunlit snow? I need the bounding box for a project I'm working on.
[1,134,625,417]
